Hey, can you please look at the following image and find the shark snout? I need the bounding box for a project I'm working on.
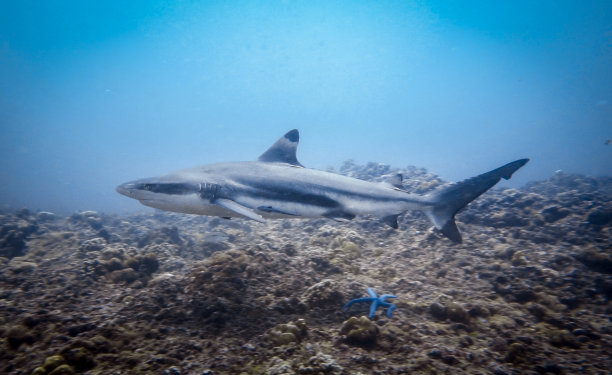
[116,182,136,198]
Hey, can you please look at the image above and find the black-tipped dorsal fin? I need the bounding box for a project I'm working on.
[258,129,303,167]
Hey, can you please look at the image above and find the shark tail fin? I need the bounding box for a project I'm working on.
[424,158,529,243]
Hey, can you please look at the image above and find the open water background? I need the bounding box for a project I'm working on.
[1,1,610,213]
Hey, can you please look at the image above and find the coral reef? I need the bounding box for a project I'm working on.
[0,163,611,374]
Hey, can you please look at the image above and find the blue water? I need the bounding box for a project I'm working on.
[1,1,611,214]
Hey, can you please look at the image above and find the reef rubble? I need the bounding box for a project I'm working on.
[1,162,611,374]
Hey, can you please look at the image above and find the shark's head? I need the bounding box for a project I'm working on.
[116,171,234,217]
[116,176,206,212]
[116,178,200,200]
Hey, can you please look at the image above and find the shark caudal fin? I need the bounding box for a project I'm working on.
[424,158,529,243]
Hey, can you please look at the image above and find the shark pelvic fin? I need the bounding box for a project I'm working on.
[258,129,304,167]
[215,198,265,223]
[323,209,356,222]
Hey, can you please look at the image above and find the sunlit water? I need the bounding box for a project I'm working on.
[1,1,610,214]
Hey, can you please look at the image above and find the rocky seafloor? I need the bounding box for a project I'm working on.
[1,161,611,375]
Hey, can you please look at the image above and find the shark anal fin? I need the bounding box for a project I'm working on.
[382,214,399,229]
[440,220,462,243]
[258,129,304,167]
[215,198,265,223]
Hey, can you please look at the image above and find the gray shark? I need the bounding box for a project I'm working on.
[116,129,528,242]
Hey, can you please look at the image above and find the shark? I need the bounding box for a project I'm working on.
[116,129,528,242]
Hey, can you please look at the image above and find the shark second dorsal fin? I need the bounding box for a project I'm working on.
[258,129,304,167]
[386,174,404,189]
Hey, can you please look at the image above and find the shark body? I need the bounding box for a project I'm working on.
[117,129,528,242]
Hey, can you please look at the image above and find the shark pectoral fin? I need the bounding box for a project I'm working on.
[382,214,399,229]
[323,209,355,222]
[215,198,265,223]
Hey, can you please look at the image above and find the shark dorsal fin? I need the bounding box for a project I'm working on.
[258,129,303,167]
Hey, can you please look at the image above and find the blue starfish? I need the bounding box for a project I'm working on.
[342,288,397,319]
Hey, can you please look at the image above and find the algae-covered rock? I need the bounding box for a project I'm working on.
[128,253,159,274]
[137,225,183,248]
[48,364,75,375]
[511,250,528,266]
[102,257,124,272]
[265,356,293,375]
[429,301,447,320]
[280,242,297,256]
[526,302,549,320]
[541,205,571,223]
[43,355,66,371]
[79,237,106,252]
[108,268,139,284]
[429,297,469,322]
[298,352,343,374]
[489,315,517,330]
[302,279,344,310]
[340,240,361,259]
[548,329,580,348]
[0,218,38,258]
[31,367,46,375]
[61,346,96,372]
[587,206,612,225]
[6,324,34,349]
[447,303,470,323]
[87,247,160,284]
[339,316,378,346]
[264,319,307,346]
[8,259,38,273]
[505,342,527,363]
[575,247,612,273]
[468,305,490,318]
[189,249,250,301]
